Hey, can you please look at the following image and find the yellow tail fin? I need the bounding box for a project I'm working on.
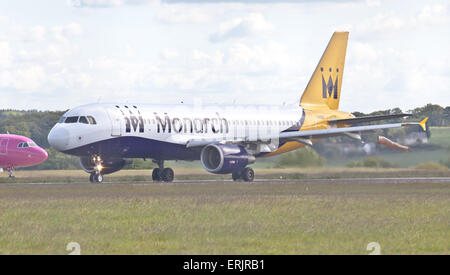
[300,31,349,110]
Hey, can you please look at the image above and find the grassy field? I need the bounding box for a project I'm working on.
[0,179,449,254]
[428,127,450,147]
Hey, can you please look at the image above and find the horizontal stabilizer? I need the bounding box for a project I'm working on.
[328,114,412,125]
[378,136,409,152]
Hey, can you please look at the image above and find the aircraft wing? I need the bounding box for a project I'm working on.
[328,114,412,125]
[185,118,428,148]
[279,118,427,140]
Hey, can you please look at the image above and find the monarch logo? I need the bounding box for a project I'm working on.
[321,67,339,99]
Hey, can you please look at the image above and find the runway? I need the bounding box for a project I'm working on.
[2,177,450,186]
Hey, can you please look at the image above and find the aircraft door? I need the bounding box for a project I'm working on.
[0,137,9,155]
[106,107,123,137]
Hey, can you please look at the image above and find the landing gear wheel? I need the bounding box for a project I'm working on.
[242,167,254,182]
[152,168,161,181]
[232,171,241,181]
[89,173,95,183]
[94,173,103,183]
[161,168,174,182]
[7,168,15,178]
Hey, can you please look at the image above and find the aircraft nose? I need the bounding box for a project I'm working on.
[48,126,70,151]
[32,147,48,164]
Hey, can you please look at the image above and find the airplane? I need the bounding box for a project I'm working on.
[47,31,428,183]
[0,133,48,177]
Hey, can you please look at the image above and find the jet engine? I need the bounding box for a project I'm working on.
[79,156,131,175]
[200,144,255,174]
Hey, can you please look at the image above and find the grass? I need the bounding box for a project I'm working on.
[0,179,449,254]
[428,127,450,147]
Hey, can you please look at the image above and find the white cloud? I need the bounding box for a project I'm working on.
[0,64,46,91]
[415,4,449,25]
[0,19,84,102]
[342,39,450,112]
[356,12,405,35]
[0,42,12,68]
[0,0,449,111]
[210,13,275,42]
[69,0,125,8]
[365,0,380,7]
[29,26,46,41]
[51,23,83,43]
[156,6,213,24]
[69,0,157,8]
[354,4,449,38]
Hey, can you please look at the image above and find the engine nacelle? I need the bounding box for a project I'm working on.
[200,144,255,174]
[79,157,131,175]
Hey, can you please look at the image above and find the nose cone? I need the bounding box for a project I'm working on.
[32,147,48,164]
[48,126,70,151]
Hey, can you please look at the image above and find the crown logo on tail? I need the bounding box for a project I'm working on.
[321,67,339,99]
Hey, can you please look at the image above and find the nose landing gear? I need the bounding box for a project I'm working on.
[89,155,104,183]
[6,167,15,178]
[89,173,103,183]
[152,160,174,182]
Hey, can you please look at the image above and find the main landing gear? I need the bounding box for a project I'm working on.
[89,156,104,184]
[152,160,174,182]
[232,167,255,182]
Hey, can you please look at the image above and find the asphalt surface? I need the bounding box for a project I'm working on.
[1,177,450,186]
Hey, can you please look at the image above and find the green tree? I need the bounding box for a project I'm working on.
[275,147,326,168]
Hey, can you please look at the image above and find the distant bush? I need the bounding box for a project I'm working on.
[345,160,362,168]
[413,162,448,170]
[345,157,399,168]
[274,147,326,168]
[439,158,450,168]
[124,158,156,170]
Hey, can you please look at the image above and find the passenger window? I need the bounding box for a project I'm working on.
[65,116,79,123]
[79,116,89,124]
[87,116,97,125]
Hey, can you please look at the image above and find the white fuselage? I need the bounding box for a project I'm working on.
[48,103,304,160]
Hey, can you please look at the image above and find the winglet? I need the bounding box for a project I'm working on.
[419,117,428,132]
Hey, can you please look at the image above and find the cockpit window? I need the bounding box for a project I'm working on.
[87,116,97,125]
[17,142,37,148]
[65,116,79,123]
[79,116,89,124]
[59,115,96,124]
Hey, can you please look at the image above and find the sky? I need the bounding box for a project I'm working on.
[0,0,449,112]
